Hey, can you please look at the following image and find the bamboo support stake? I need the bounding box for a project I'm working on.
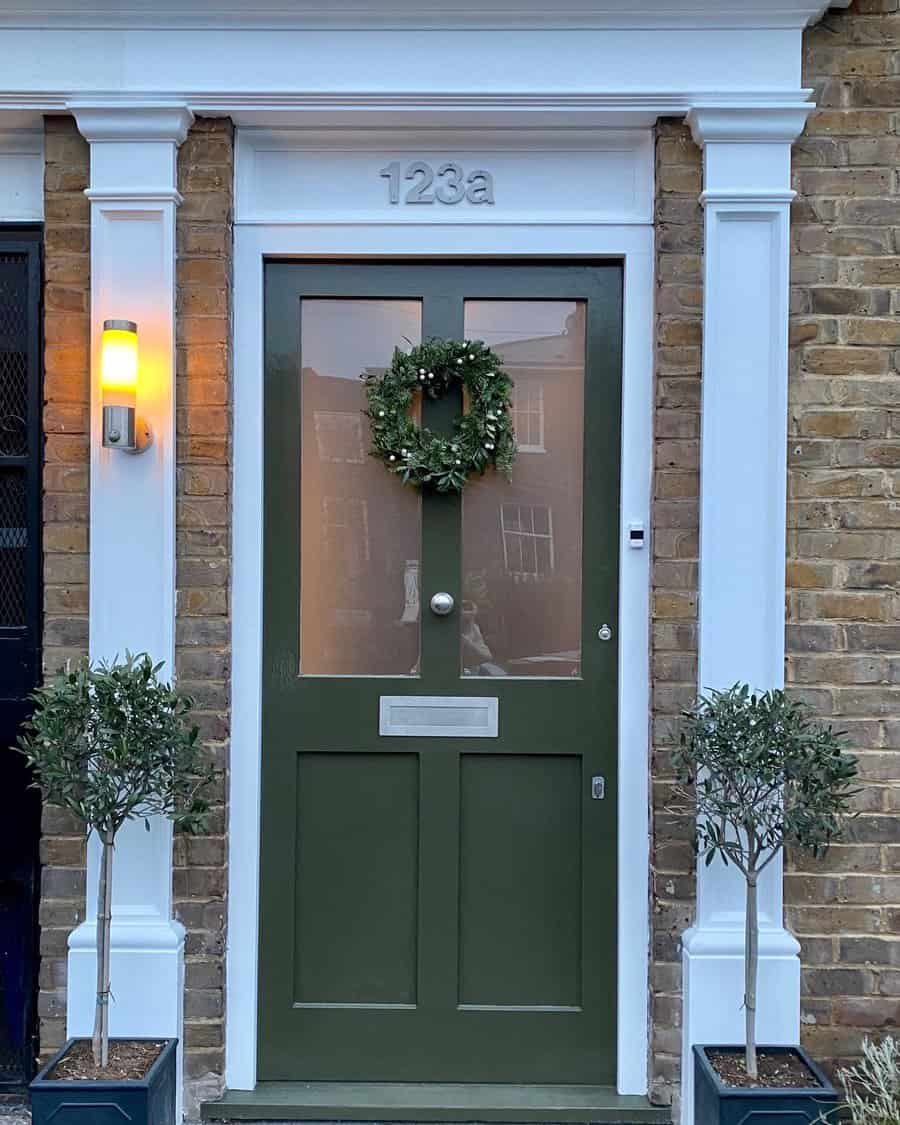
[92,834,114,1068]
[745,871,759,1079]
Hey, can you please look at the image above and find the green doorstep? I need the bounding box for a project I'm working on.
[201,1082,671,1123]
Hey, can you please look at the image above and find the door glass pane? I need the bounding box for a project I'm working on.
[300,299,422,676]
[461,301,584,678]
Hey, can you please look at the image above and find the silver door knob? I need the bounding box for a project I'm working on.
[430,592,455,616]
[598,624,612,641]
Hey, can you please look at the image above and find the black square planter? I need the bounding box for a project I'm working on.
[694,1045,839,1125]
[30,1037,176,1125]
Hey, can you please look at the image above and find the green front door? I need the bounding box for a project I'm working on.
[259,262,623,1085]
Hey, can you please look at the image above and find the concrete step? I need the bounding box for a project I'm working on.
[202,1082,672,1124]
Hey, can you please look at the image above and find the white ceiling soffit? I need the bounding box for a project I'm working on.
[0,0,853,30]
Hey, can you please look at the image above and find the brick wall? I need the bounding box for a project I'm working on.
[786,0,900,1071]
[649,1,900,1101]
[172,117,234,1117]
[37,115,91,1059]
[650,118,703,1106]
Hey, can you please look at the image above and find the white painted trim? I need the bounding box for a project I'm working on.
[0,0,849,30]
[687,103,812,143]
[65,104,190,1121]
[0,90,815,123]
[235,126,653,226]
[70,104,194,144]
[229,213,654,1096]
[0,128,42,220]
[699,189,796,204]
[85,188,184,204]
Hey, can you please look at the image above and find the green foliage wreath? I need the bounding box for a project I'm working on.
[363,338,516,493]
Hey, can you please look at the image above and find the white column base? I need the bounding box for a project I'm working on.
[67,920,185,1039]
[680,925,800,1125]
[67,918,185,1120]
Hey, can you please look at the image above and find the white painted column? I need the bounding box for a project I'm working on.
[65,105,192,1103]
[679,103,812,1125]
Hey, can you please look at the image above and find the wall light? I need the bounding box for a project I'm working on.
[101,319,153,453]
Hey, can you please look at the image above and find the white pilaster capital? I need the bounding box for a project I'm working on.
[68,102,194,146]
[69,103,192,202]
[686,102,813,147]
[688,101,811,202]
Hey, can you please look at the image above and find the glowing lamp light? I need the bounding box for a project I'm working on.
[101,321,138,405]
[100,319,152,453]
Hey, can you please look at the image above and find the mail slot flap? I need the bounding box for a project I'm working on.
[379,695,499,738]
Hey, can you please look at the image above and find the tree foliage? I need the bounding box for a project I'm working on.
[672,684,858,878]
[18,653,213,840]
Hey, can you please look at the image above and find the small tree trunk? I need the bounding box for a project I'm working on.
[745,870,759,1079]
[91,833,115,1069]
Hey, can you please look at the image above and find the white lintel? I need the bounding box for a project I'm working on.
[0,0,852,30]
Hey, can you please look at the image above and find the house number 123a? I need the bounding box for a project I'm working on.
[379,161,495,205]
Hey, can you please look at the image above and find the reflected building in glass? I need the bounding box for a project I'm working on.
[462,301,585,679]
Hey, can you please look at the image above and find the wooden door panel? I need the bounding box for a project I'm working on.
[458,753,582,1009]
[294,752,420,1007]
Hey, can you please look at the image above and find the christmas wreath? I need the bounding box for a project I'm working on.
[363,338,516,493]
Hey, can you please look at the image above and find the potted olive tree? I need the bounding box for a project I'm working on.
[672,684,858,1125]
[22,654,214,1125]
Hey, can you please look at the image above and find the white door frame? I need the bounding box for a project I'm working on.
[227,127,655,1096]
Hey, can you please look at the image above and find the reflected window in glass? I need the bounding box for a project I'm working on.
[511,382,546,453]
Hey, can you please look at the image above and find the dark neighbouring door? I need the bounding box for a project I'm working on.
[259,262,622,1085]
[0,229,42,1088]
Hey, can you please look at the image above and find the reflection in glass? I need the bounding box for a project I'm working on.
[462,301,585,678]
[300,299,422,676]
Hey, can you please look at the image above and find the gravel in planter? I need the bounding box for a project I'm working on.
[707,1047,822,1090]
